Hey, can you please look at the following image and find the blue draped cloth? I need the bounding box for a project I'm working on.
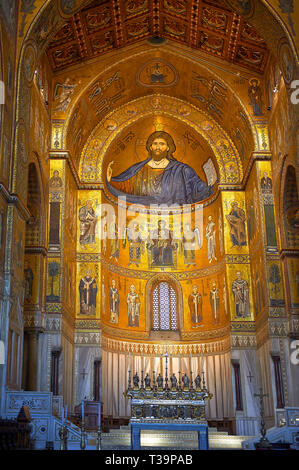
[107,158,213,205]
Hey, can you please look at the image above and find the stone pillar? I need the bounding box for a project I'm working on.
[94,359,101,402]
[25,331,40,391]
[51,349,61,396]
[232,361,243,411]
[272,355,285,409]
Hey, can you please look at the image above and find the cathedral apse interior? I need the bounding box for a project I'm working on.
[0,0,299,451]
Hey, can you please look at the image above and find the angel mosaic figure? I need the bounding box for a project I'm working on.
[182,224,201,267]
[205,215,217,263]
[123,222,144,267]
[53,77,80,112]
[109,222,120,262]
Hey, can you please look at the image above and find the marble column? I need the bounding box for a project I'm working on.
[25,331,40,391]
[51,349,61,396]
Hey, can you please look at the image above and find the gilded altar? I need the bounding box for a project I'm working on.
[125,369,212,449]
[126,387,212,422]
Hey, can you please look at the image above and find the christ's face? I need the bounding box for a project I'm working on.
[150,138,169,161]
[236,271,242,280]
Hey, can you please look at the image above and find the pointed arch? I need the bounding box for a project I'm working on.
[145,273,184,339]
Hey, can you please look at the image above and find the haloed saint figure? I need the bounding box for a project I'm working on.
[106,131,215,205]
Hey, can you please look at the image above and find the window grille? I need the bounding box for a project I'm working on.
[152,282,177,331]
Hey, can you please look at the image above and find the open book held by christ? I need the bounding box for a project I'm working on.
[106,131,217,205]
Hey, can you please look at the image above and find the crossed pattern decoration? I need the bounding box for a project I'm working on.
[46,0,268,73]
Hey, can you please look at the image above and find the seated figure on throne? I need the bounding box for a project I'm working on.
[147,220,177,267]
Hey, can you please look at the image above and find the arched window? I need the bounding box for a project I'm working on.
[152,281,178,331]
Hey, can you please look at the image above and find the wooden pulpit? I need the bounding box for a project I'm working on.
[74,401,103,431]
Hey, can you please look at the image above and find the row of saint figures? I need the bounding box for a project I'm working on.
[101,219,220,268]
[128,369,207,392]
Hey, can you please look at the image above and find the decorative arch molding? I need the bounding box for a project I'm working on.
[25,153,47,247]
[62,45,258,160]
[278,155,298,249]
[261,0,298,63]
[144,273,184,339]
[79,94,244,185]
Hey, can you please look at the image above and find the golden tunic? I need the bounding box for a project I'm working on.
[112,165,164,197]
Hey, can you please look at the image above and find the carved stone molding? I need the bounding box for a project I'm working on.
[45,315,62,333]
[23,310,46,331]
[101,335,231,355]
[269,307,286,318]
[181,325,230,340]
[5,391,52,416]
[231,335,257,349]
[269,319,289,338]
[75,319,101,329]
[75,331,101,346]
[288,318,299,339]
[230,321,256,332]
[0,184,31,221]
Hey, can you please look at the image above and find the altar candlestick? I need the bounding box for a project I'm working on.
[141,352,144,387]
[81,401,84,421]
[129,352,131,370]
[65,404,67,424]
[98,403,101,428]
[61,405,64,422]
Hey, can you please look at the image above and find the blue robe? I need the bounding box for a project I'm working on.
[107,158,213,205]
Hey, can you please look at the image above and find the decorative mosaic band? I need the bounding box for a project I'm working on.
[76,252,226,279]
